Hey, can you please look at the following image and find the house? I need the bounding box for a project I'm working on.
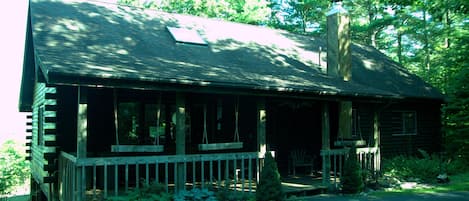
[19,0,444,200]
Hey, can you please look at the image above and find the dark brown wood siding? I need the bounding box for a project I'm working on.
[30,82,57,200]
[56,86,78,154]
[380,102,442,158]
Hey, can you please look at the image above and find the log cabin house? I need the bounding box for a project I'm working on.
[19,0,444,200]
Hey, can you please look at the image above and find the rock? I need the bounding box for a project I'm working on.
[437,173,450,183]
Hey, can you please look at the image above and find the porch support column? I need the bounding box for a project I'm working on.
[257,99,266,157]
[373,111,381,172]
[321,102,331,186]
[76,86,87,201]
[77,87,88,158]
[257,99,266,182]
[175,93,186,192]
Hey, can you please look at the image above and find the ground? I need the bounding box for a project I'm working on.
[295,191,469,201]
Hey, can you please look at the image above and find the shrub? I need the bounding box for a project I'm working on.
[215,189,255,201]
[382,149,468,183]
[256,151,284,201]
[174,188,217,201]
[0,140,30,195]
[341,146,364,194]
[106,181,172,201]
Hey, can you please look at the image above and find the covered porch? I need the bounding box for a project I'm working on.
[57,86,381,200]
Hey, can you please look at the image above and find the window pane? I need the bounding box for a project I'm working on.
[145,104,166,145]
[403,112,416,134]
[118,102,140,144]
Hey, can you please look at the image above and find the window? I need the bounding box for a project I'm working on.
[167,26,208,46]
[393,111,417,136]
[117,102,169,145]
[37,106,44,146]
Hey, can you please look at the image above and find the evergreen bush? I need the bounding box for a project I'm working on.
[256,152,284,201]
[341,146,364,194]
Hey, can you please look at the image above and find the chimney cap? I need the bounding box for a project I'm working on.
[327,1,348,16]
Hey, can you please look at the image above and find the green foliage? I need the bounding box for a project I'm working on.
[106,182,172,201]
[256,152,284,201]
[383,149,469,184]
[118,0,271,25]
[0,140,30,195]
[341,146,364,194]
[215,189,255,201]
[174,188,217,201]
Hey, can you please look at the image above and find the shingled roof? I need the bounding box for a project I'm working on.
[19,0,443,111]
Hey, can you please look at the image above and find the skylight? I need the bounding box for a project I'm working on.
[167,26,207,46]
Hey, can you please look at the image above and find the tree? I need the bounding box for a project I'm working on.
[257,152,284,201]
[0,140,30,195]
[118,0,271,25]
[341,146,364,194]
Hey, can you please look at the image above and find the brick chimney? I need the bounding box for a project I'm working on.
[327,0,353,142]
[327,0,351,81]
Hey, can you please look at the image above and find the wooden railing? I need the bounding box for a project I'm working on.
[59,151,262,201]
[320,147,380,188]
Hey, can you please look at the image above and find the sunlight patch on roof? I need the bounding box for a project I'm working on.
[167,26,207,46]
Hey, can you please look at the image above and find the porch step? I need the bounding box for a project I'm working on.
[282,177,327,197]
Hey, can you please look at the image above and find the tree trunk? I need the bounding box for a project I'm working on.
[397,32,403,64]
[423,1,431,72]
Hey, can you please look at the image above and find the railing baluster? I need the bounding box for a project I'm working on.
[104,163,108,199]
[201,159,205,189]
[81,165,86,200]
[233,158,237,191]
[125,163,129,192]
[209,160,213,188]
[256,157,259,184]
[155,161,159,183]
[192,160,196,189]
[93,164,97,200]
[136,162,139,189]
[225,159,229,188]
[217,159,221,188]
[146,162,149,186]
[114,164,118,197]
[241,156,245,193]
[173,162,178,191]
[184,160,187,190]
[165,162,169,192]
[248,157,252,193]
[333,153,337,187]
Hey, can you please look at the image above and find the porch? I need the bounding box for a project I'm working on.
[58,146,379,200]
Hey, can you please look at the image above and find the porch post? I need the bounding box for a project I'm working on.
[76,86,87,201]
[175,93,186,192]
[257,98,266,182]
[373,111,381,172]
[257,99,266,157]
[321,102,331,186]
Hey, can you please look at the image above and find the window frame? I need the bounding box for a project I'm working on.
[37,105,45,146]
[392,111,418,136]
